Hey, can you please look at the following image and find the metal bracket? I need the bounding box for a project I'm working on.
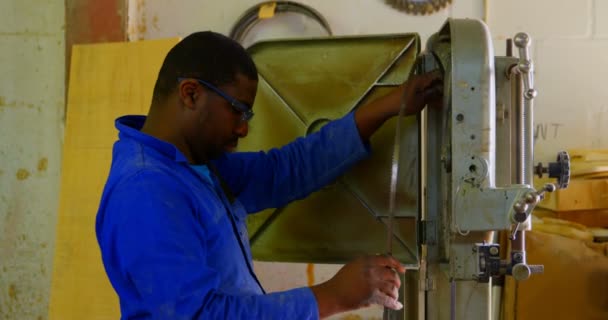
[474,243,502,283]
[453,185,534,232]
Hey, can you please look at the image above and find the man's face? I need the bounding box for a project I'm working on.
[191,73,257,162]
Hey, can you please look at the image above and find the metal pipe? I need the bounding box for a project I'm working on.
[491,285,502,320]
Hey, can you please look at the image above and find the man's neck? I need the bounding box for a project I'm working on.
[141,110,198,165]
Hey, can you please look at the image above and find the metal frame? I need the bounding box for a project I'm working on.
[420,19,563,320]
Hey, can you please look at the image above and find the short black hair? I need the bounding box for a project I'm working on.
[151,31,258,103]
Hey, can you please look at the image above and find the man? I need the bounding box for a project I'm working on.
[96,31,441,319]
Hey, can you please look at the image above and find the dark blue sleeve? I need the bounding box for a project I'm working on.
[100,171,320,319]
[214,112,371,213]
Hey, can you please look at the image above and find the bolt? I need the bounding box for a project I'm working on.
[544,183,556,193]
[525,89,537,99]
[524,192,539,205]
[513,252,523,262]
[513,201,528,214]
[518,61,532,73]
[514,212,527,223]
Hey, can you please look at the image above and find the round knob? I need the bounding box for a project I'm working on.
[514,33,531,48]
[512,263,531,281]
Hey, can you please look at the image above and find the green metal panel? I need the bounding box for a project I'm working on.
[240,34,422,265]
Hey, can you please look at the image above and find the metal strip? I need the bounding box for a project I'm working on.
[350,37,416,112]
[229,1,332,44]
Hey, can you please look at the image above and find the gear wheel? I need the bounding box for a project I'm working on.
[549,151,570,189]
[386,0,452,15]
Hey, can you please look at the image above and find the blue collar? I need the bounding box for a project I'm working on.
[190,164,213,186]
[115,115,190,164]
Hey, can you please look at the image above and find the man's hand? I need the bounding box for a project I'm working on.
[398,70,443,116]
[310,255,406,319]
[354,70,443,142]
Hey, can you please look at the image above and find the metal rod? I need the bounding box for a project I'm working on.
[511,230,525,252]
[523,92,534,186]
[511,72,525,185]
[513,33,535,186]
[450,279,456,320]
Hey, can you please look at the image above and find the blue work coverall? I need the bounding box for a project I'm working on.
[96,113,370,319]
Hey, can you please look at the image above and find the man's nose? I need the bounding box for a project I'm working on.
[234,120,249,138]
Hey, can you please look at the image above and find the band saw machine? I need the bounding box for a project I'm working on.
[240,18,571,320]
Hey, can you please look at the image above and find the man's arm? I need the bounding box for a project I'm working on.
[354,71,442,142]
[215,71,442,212]
[215,112,370,213]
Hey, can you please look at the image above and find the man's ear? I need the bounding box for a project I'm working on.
[178,79,201,109]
